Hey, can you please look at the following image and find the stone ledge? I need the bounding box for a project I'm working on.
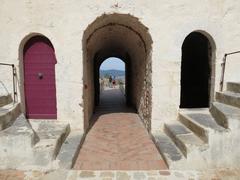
[56,130,85,169]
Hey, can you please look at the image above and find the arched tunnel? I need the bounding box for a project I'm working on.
[83,14,152,131]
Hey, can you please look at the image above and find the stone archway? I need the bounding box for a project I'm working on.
[82,13,153,131]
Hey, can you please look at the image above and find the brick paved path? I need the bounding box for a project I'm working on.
[74,88,167,170]
[0,170,25,180]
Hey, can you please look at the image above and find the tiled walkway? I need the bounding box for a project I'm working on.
[74,88,167,170]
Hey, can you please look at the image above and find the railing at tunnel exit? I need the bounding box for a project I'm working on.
[220,50,240,91]
[0,63,17,103]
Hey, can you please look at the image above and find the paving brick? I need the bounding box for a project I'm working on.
[159,170,171,176]
[116,172,131,180]
[100,171,115,177]
[74,89,167,170]
[133,172,146,179]
[0,170,25,180]
[79,171,96,178]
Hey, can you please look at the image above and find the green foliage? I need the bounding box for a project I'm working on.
[104,73,110,78]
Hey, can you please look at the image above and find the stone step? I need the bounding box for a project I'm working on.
[227,82,240,93]
[0,103,21,130]
[152,131,185,169]
[210,102,240,129]
[57,130,85,169]
[0,114,38,168]
[164,122,206,158]
[179,109,226,143]
[0,94,12,107]
[30,120,70,166]
[216,91,240,108]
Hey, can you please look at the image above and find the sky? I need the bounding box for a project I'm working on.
[100,57,125,71]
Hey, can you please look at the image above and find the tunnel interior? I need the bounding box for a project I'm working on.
[180,32,212,108]
[83,14,152,131]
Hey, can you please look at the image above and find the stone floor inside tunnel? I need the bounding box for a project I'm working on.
[73,87,167,170]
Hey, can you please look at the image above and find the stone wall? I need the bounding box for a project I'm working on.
[138,60,152,131]
[0,0,240,132]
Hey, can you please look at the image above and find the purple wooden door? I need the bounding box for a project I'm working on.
[24,36,57,119]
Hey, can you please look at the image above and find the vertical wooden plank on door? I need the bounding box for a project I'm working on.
[24,36,57,119]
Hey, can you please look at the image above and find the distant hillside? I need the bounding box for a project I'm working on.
[100,69,125,78]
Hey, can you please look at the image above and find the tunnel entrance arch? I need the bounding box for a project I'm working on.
[83,14,152,131]
[180,31,215,108]
[94,56,129,106]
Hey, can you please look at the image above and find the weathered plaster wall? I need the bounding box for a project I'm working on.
[0,0,239,132]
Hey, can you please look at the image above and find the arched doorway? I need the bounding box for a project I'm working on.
[95,57,126,106]
[97,57,126,108]
[23,35,57,119]
[180,32,214,108]
[83,14,152,131]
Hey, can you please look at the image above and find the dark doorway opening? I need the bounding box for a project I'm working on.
[180,32,211,108]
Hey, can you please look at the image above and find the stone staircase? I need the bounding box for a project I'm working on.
[0,95,21,130]
[0,93,84,170]
[153,81,240,170]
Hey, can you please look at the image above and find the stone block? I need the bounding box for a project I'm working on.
[0,114,37,169]
[0,94,12,107]
[216,91,240,109]
[227,82,240,93]
[57,130,85,169]
[152,132,185,169]
[0,103,21,130]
